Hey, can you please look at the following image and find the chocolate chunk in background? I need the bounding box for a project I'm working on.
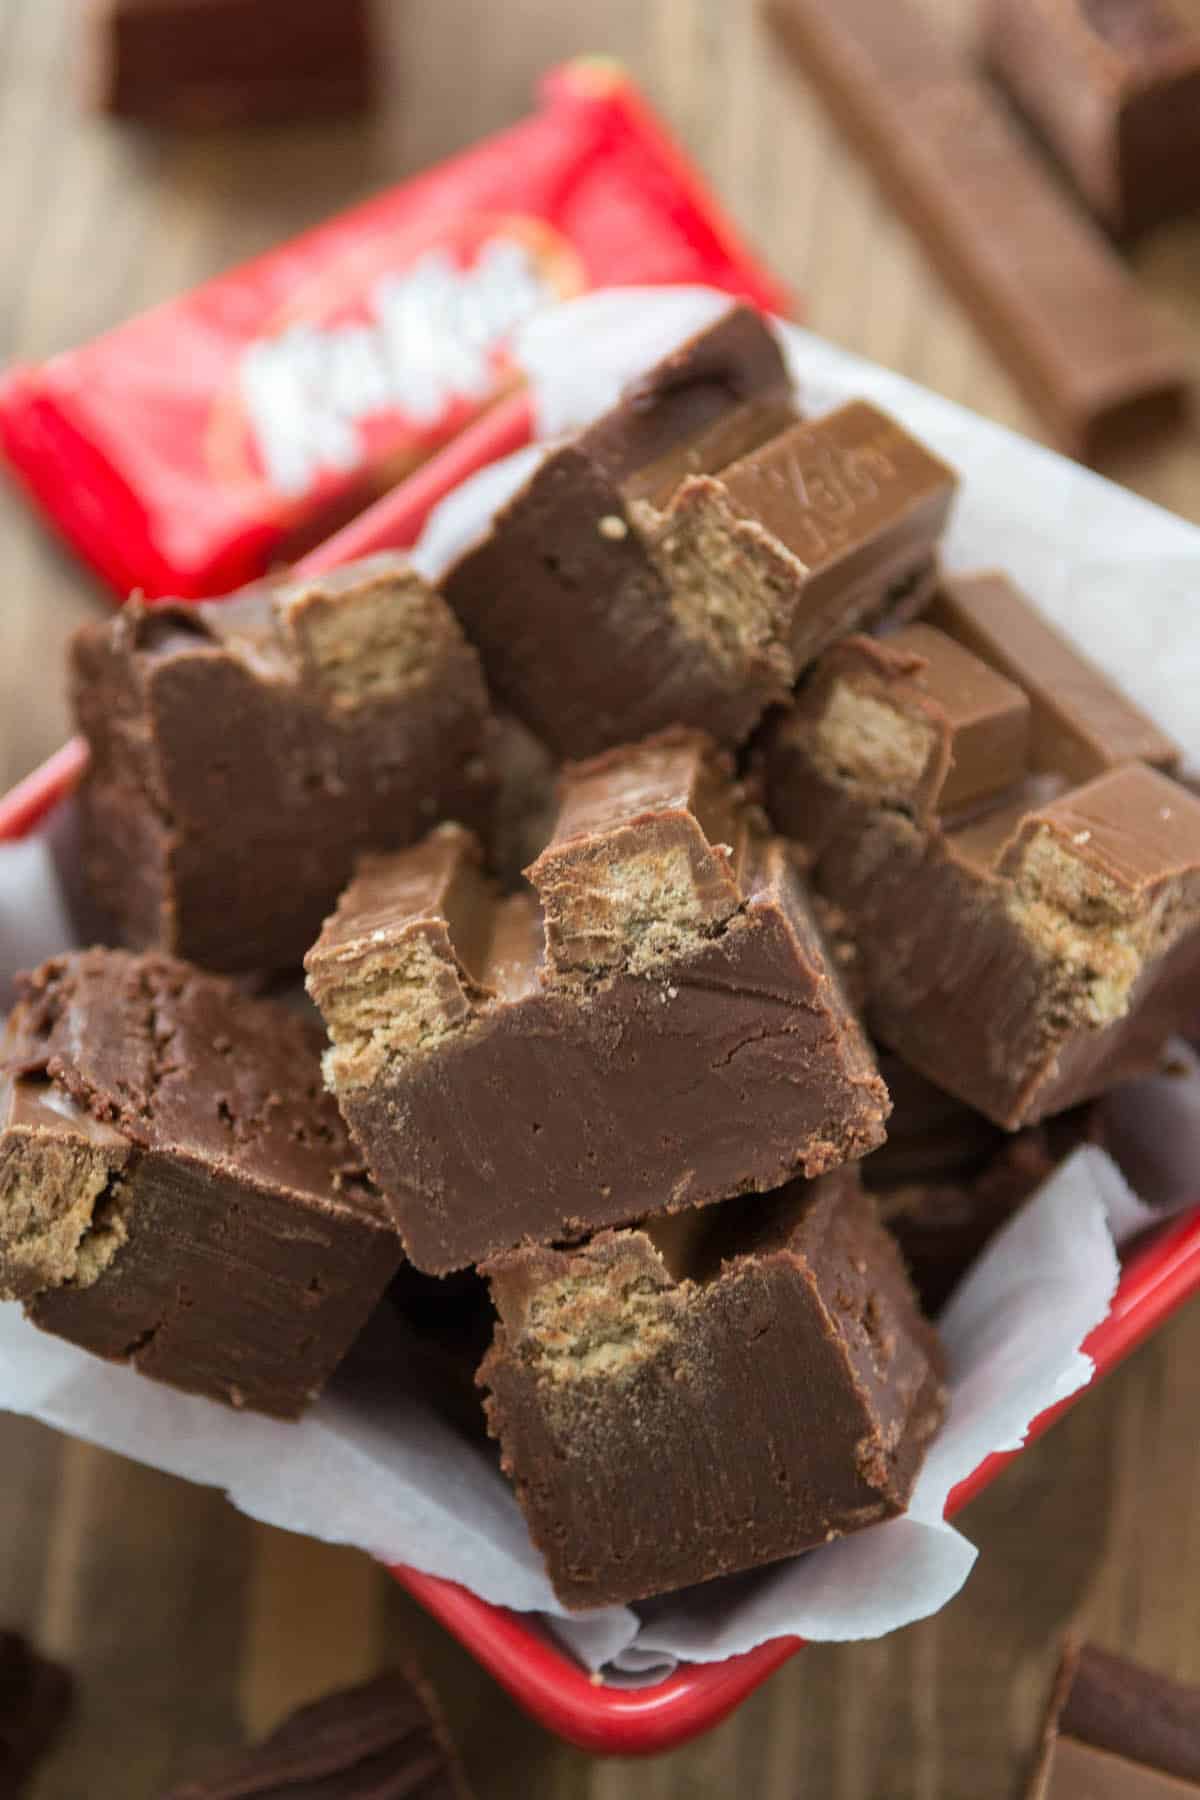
[82,0,376,128]
[0,1631,73,1798]
[765,570,1200,1128]
[72,554,496,974]
[982,0,1200,240]
[0,949,402,1419]
[307,730,889,1273]
[765,0,1191,460]
[442,305,956,759]
[162,1668,471,1799]
[1028,1638,1200,1797]
[479,1167,945,1611]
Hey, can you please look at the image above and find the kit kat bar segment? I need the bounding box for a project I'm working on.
[765,0,1191,459]
[765,573,1200,1127]
[1029,1640,1200,1797]
[0,949,402,1419]
[982,0,1200,240]
[308,732,889,1272]
[479,1169,946,1610]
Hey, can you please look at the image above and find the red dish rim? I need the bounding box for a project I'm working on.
[7,390,1199,1758]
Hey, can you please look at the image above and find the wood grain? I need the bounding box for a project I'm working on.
[2,0,1199,1795]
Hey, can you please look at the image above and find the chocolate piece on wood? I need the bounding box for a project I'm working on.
[0,1631,73,1797]
[0,949,401,1419]
[307,730,889,1272]
[72,554,496,974]
[982,0,1200,239]
[766,0,1191,459]
[441,305,955,757]
[82,0,376,128]
[764,571,1200,1128]
[1029,1639,1200,1797]
[479,1168,946,1610]
[163,1668,470,1798]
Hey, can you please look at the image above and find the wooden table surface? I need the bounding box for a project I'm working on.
[2,1,1200,1795]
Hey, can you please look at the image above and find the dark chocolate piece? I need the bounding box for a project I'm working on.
[163,1669,469,1798]
[766,0,1191,459]
[307,731,889,1272]
[479,1168,945,1610]
[0,949,402,1419]
[764,571,1200,1128]
[983,0,1200,239]
[72,554,496,974]
[82,0,375,127]
[1029,1639,1200,1797]
[0,1631,73,1797]
[442,306,956,758]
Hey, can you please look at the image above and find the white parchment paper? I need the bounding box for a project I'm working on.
[2,288,1199,1680]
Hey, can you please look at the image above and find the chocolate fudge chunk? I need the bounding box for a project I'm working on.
[0,949,401,1418]
[442,305,956,758]
[307,730,889,1272]
[765,571,1200,1127]
[479,1168,946,1610]
[82,0,375,127]
[983,0,1200,240]
[1029,1639,1200,1797]
[72,553,495,974]
[0,1631,73,1797]
[164,1669,470,1798]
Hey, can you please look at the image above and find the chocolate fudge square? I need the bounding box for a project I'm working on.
[0,949,401,1418]
[442,305,956,758]
[307,730,889,1272]
[765,571,1200,1127]
[1030,1638,1200,1797]
[72,553,495,974]
[480,1169,946,1610]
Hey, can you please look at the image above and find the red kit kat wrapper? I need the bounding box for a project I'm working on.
[0,59,789,601]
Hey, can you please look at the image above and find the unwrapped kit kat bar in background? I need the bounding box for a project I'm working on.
[0,59,789,602]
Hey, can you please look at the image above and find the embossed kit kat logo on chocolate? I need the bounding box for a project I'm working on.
[207,216,586,504]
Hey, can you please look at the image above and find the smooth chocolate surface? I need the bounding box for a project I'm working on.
[308,731,888,1272]
[1030,1640,1200,1797]
[767,0,1191,458]
[479,1169,945,1610]
[0,949,401,1418]
[163,1669,469,1798]
[442,306,955,757]
[0,1631,73,1797]
[982,0,1200,239]
[72,553,495,973]
[765,572,1200,1127]
[83,0,375,127]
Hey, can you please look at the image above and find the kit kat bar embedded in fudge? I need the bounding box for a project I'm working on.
[981,0,1200,240]
[1029,1639,1200,1797]
[306,730,889,1272]
[441,305,956,758]
[766,0,1191,458]
[71,553,496,974]
[479,1168,945,1610]
[764,571,1200,1128]
[0,949,402,1419]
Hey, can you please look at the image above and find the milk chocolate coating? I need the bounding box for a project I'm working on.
[441,306,955,757]
[479,1169,945,1610]
[82,0,375,127]
[0,949,401,1419]
[307,731,889,1272]
[72,554,496,974]
[0,1631,73,1797]
[766,0,1191,459]
[163,1669,470,1799]
[1029,1640,1200,1798]
[764,572,1200,1128]
[982,0,1200,240]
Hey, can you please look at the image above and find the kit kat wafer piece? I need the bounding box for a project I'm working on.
[1029,1639,1200,1796]
[766,0,1191,458]
[765,572,1200,1128]
[307,731,888,1272]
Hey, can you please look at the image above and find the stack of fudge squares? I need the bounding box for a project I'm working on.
[4,304,1200,1614]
